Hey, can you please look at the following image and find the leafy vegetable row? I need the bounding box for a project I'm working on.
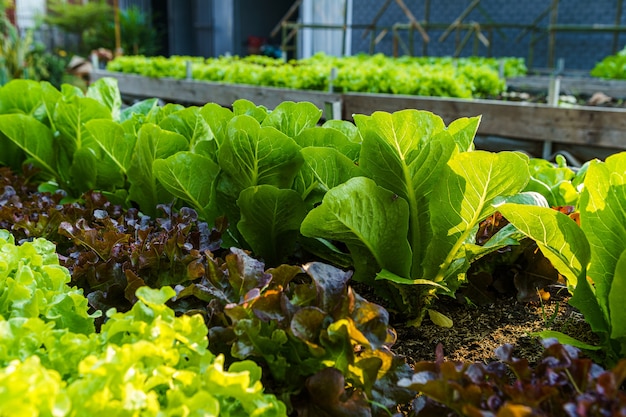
[0,231,286,416]
[106,53,526,98]
[1,77,625,368]
[591,46,626,79]
[2,166,626,416]
[0,169,414,416]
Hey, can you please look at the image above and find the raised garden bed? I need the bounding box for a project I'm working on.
[2,76,625,416]
[92,68,626,162]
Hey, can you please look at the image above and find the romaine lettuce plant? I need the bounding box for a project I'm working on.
[0,78,122,196]
[496,152,626,366]
[301,109,535,324]
[524,154,586,208]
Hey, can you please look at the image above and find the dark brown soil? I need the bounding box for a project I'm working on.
[390,292,598,367]
[376,289,600,416]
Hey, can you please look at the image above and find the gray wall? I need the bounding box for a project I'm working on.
[166,0,291,57]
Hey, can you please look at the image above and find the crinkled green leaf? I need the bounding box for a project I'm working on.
[295,126,360,161]
[153,151,220,221]
[54,94,112,154]
[218,115,303,195]
[322,119,360,143]
[262,101,322,138]
[295,146,363,206]
[497,203,590,290]
[525,157,579,207]
[85,119,137,175]
[425,151,529,282]
[0,356,71,417]
[0,79,47,122]
[233,98,268,122]
[120,97,160,122]
[127,123,188,215]
[159,106,213,154]
[0,233,96,334]
[0,114,58,177]
[86,77,122,122]
[199,102,234,150]
[301,176,412,283]
[237,185,307,266]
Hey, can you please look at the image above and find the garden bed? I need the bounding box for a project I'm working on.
[92,69,626,161]
[1,76,625,416]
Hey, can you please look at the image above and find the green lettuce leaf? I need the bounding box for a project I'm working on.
[497,203,590,289]
[301,176,412,282]
[425,151,530,283]
[0,114,58,178]
[86,77,122,122]
[127,123,188,215]
[159,106,213,155]
[262,101,322,138]
[237,185,307,266]
[217,115,303,195]
[153,151,220,221]
[294,147,364,206]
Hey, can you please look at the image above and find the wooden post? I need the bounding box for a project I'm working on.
[113,0,122,56]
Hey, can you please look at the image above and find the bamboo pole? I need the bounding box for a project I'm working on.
[271,0,302,38]
[439,0,480,42]
[394,0,430,43]
[113,0,122,56]
[362,0,392,39]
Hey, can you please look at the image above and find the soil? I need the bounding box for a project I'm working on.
[357,288,598,417]
[389,291,599,367]
[377,288,601,415]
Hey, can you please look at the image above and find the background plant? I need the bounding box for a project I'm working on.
[591,45,626,79]
[0,8,52,85]
[107,53,526,99]
[45,0,113,56]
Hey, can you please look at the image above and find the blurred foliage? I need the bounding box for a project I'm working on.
[45,1,160,57]
[45,0,112,55]
[0,4,56,85]
[590,45,626,79]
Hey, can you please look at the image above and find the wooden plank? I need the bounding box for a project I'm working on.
[342,93,626,150]
[91,70,342,118]
[507,75,626,98]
